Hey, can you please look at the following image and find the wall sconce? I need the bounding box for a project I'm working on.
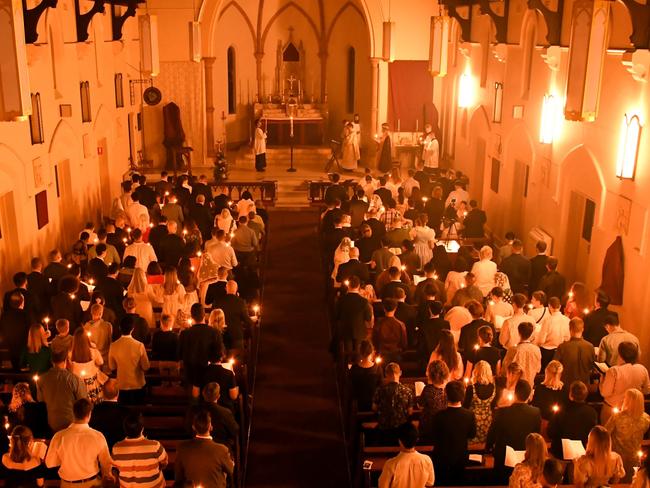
[458,73,473,108]
[616,113,642,180]
[493,82,504,123]
[540,94,559,144]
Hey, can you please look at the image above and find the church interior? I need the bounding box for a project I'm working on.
[0,0,650,486]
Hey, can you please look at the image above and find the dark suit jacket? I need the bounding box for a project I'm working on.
[457,319,494,363]
[174,438,233,488]
[0,308,30,356]
[486,403,541,469]
[413,278,446,306]
[2,288,35,321]
[432,407,477,469]
[205,281,228,307]
[348,199,369,228]
[539,271,566,301]
[336,259,370,284]
[155,179,173,197]
[583,308,609,347]
[321,208,344,234]
[89,401,129,448]
[185,403,239,450]
[158,233,186,267]
[462,209,486,238]
[381,281,412,303]
[500,253,531,294]
[178,323,222,369]
[86,258,109,282]
[355,236,381,264]
[148,224,169,257]
[191,182,213,204]
[211,295,253,348]
[547,401,598,459]
[395,302,418,346]
[362,218,386,240]
[335,292,372,341]
[50,292,84,332]
[374,187,392,205]
[190,204,214,242]
[94,277,125,321]
[529,255,549,293]
[324,184,348,205]
[133,184,157,209]
[27,271,50,316]
[417,317,450,362]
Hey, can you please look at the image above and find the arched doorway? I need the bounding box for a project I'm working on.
[558,145,606,285]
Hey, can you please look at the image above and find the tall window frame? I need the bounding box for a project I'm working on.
[80,81,92,123]
[227,47,236,114]
[29,93,44,145]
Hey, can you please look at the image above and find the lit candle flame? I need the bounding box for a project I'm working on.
[230,232,235,238]
[489,300,495,306]
[473,344,480,351]
[344,280,350,287]
[422,197,428,202]
[80,370,86,376]
[32,375,39,382]
[183,229,188,235]
[552,404,559,413]
[89,278,94,285]
[187,319,193,326]
[507,393,514,403]
[149,223,154,228]
[638,450,644,459]
[67,264,72,269]
[463,377,469,384]
[87,331,91,337]
[253,304,260,313]
[613,407,620,414]
[228,201,233,206]
[196,251,202,257]
[463,211,468,217]
[229,358,235,366]
[376,356,382,364]
[93,238,99,244]
[164,191,170,196]
[432,274,438,280]
[583,308,590,315]
[190,266,195,272]
[528,304,534,309]
[568,291,574,299]
[401,265,406,271]
[122,237,128,243]
[126,227,132,233]
[43,317,50,324]
[4,422,8,430]
[69,294,76,300]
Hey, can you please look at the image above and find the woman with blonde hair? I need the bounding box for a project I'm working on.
[464,360,496,443]
[1,425,45,486]
[409,213,436,270]
[208,308,227,334]
[428,329,463,380]
[161,267,187,325]
[69,328,106,403]
[331,237,352,283]
[531,360,565,420]
[574,425,625,487]
[606,388,650,483]
[509,433,548,488]
[216,208,234,234]
[8,383,35,426]
[471,245,497,297]
[127,268,159,327]
[496,361,523,408]
[21,325,51,374]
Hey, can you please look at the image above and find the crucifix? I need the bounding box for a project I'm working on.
[286,74,297,95]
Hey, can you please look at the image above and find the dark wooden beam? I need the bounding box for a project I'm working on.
[22,0,58,44]
[619,0,650,49]
[110,0,138,41]
[478,0,510,44]
[527,0,564,46]
[75,0,106,42]
[442,0,473,42]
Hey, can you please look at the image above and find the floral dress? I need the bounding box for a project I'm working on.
[410,225,436,270]
[469,383,496,443]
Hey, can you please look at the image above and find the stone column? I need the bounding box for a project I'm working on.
[203,57,216,158]
[370,57,380,136]
[255,51,264,100]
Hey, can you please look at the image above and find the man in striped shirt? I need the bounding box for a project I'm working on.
[112,413,168,487]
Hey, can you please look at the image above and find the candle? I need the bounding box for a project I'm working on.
[397,119,401,132]
[344,280,350,287]
[298,80,301,96]
[473,344,480,351]
[463,377,469,385]
[375,355,382,364]
[416,119,419,132]
[613,407,620,414]
[583,308,590,315]
[552,404,559,413]
[422,197,428,202]
[290,116,294,137]
[253,304,260,314]
[33,374,39,382]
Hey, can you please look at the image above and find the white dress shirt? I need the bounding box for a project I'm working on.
[123,241,157,271]
[378,450,435,488]
[535,310,570,350]
[471,259,497,296]
[125,202,150,231]
[45,423,112,482]
[500,312,532,349]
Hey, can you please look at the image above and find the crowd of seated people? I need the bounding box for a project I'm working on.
[321,167,650,487]
[0,171,267,486]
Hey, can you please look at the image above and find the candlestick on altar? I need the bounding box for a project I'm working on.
[290,116,294,137]
[397,119,401,132]
[416,119,419,132]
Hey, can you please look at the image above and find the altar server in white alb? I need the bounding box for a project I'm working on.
[254,118,267,172]
[342,121,359,171]
[422,124,439,171]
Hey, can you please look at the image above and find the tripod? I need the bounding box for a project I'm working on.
[324,139,342,172]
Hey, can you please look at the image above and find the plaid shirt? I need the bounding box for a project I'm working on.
[381,209,402,230]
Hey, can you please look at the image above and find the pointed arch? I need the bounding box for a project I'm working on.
[325,2,367,47]
[558,144,607,225]
[520,9,540,99]
[218,1,256,49]
[48,119,81,156]
[469,104,492,134]
[260,2,321,50]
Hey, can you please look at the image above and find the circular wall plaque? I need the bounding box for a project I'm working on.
[143,87,162,106]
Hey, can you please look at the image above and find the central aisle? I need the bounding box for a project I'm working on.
[245,208,350,487]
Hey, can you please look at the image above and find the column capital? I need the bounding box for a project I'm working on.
[203,57,217,67]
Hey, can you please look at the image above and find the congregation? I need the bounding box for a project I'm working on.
[322,165,650,488]
[0,172,267,487]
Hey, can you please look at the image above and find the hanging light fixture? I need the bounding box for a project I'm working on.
[382,0,395,62]
[540,94,559,144]
[458,72,474,108]
[616,113,642,180]
[429,13,450,77]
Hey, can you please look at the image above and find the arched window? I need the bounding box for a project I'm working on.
[346,47,355,113]
[227,46,236,114]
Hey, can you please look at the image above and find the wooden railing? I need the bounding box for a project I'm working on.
[210,180,278,205]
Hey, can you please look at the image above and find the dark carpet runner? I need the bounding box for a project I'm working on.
[245,208,350,487]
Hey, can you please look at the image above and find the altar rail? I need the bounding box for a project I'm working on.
[308,180,356,204]
[211,180,278,205]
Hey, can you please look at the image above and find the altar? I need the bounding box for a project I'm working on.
[255,102,326,146]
